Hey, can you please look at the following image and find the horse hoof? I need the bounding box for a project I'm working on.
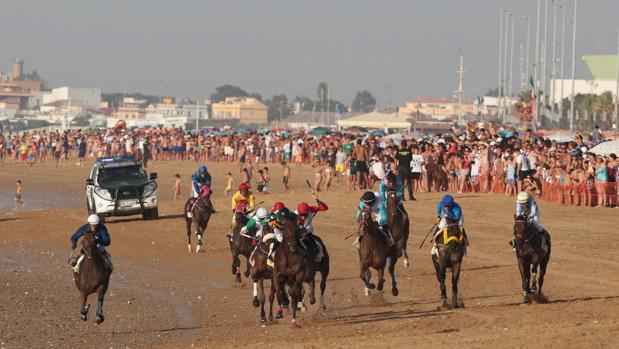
[523,295,531,304]
[403,259,410,268]
[269,314,274,321]
[260,317,267,324]
[252,297,260,308]
[235,274,241,283]
[377,283,384,291]
[309,296,316,305]
[80,314,87,321]
[187,244,192,253]
[369,283,376,290]
[95,315,104,324]
[290,319,299,328]
[244,270,251,278]
[276,311,284,319]
[392,287,399,297]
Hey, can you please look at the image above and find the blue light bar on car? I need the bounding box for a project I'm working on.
[97,156,137,163]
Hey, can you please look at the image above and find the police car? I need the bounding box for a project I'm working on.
[86,156,159,220]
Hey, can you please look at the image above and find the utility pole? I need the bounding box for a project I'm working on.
[525,15,531,87]
[508,12,515,124]
[570,0,578,131]
[534,0,542,126]
[542,0,549,113]
[560,4,566,126]
[497,8,504,122]
[520,43,525,89]
[503,10,510,123]
[455,51,465,123]
[195,100,200,130]
[615,30,619,132]
[551,0,558,112]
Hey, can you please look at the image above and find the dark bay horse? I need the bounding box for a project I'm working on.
[73,231,111,324]
[513,215,551,303]
[386,190,410,267]
[229,201,253,283]
[249,230,278,323]
[431,217,465,308]
[357,209,399,297]
[184,187,213,253]
[273,217,321,328]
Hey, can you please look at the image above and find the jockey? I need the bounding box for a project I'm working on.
[380,172,404,203]
[354,191,395,248]
[295,194,328,261]
[241,207,270,239]
[192,165,212,198]
[265,202,300,265]
[431,194,466,256]
[513,191,550,251]
[69,214,113,272]
[230,182,255,231]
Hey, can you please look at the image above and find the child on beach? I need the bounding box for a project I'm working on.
[172,173,181,201]
[281,161,290,192]
[15,180,23,207]
[224,172,234,197]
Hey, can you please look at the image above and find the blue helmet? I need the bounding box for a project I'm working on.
[441,194,454,207]
[199,165,207,173]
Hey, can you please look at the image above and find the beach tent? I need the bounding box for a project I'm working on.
[589,140,619,156]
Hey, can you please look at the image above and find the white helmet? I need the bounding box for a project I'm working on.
[517,191,530,204]
[87,214,100,225]
[255,207,269,219]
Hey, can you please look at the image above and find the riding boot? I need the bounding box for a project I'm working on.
[540,229,550,253]
[508,237,516,252]
[380,225,395,247]
[103,252,114,271]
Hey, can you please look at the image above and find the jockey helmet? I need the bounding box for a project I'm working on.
[273,202,286,212]
[255,207,269,219]
[297,202,310,216]
[239,182,250,192]
[441,194,454,207]
[361,191,376,204]
[87,214,100,225]
[199,165,207,173]
[246,219,257,230]
[517,191,530,204]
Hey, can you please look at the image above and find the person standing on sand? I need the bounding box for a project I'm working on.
[15,180,23,208]
[224,172,234,197]
[281,161,290,192]
[172,173,181,201]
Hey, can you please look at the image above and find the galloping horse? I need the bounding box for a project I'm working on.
[73,231,112,324]
[229,200,253,282]
[273,217,320,328]
[357,208,399,297]
[184,186,213,253]
[249,226,278,323]
[386,190,410,267]
[513,214,551,303]
[431,217,465,308]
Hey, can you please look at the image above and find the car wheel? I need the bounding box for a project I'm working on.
[151,208,159,220]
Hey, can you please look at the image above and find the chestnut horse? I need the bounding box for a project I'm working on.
[229,201,253,283]
[249,228,278,323]
[73,231,111,324]
[513,214,551,303]
[386,190,410,267]
[431,217,465,308]
[184,186,213,253]
[357,208,399,297]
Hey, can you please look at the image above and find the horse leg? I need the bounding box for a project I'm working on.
[308,278,316,305]
[252,281,260,307]
[359,264,373,296]
[319,266,328,310]
[186,218,192,253]
[376,264,386,291]
[530,263,539,293]
[233,255,242,283]
[244,257,251,278]
[433,255,447,306]
[258,279,267,323]
[275,274,285,318]
[195,228,203,253]
[538,257,549,297]
[268,278,276,321]
[290,281,302,328]
[389,256,398,296]
[451,261,462,308]
[79,292,89,321]
[95,294,105,324]
[518,259,531,303]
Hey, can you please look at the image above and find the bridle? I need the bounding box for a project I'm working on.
[514,217,534,244]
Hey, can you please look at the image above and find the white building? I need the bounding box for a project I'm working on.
[549,79,617,104]
[42,87,101,110]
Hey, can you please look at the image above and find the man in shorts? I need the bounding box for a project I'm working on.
[353,139,370,189]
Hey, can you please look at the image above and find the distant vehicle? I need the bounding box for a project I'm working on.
[86,156,159,220]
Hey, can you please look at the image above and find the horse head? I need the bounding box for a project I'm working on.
[513,214,531,244]
[386,190,398,215]
[81,230,97,258]
[358,208,373,237]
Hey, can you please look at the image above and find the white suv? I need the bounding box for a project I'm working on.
[86,156,159,220]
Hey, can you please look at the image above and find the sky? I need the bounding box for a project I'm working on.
[1,0,618,107]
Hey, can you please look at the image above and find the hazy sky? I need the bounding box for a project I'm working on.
[1,0,618,106]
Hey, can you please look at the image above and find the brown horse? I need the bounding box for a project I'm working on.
[73,231,111,324]
[229,203,252,283]
[431,217,465,308]
[386,190,410,267]
[249,228,278,323]
[273,217,320,328]
[513,215,551,303]
[357,208,399,297]
[184,187,213,253]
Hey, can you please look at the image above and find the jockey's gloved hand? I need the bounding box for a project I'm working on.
[71,243,77,250]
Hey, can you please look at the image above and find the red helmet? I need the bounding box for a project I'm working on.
[239,182,250,191]
[272,202,285,212]
[297,202,310,215]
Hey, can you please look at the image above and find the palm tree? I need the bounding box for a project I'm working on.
[592,91,614,129]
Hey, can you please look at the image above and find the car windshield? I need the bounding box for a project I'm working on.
[97,165,147,186]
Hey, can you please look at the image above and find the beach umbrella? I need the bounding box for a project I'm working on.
[589,140,619,156]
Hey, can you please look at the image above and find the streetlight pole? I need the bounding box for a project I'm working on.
[542,0,549,113]
[525,15,531,87]
[551,0,558,123]
[534,0,542,125]
[508,12,515,124]
[570,0,578,131]
[503,10,510,124]
[498,7,504,122]
[560,4,566,127]
[614,30,619,132]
